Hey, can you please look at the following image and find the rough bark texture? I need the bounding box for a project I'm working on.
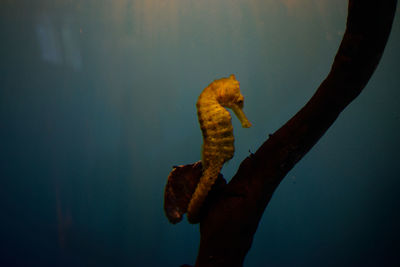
[194,1,397,266]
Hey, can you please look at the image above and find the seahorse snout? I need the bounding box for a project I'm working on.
[232,105,252,128]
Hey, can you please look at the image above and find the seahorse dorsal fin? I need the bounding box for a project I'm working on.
[229,74,236,80]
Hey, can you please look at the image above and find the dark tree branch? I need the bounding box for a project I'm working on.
[194,1,397,266]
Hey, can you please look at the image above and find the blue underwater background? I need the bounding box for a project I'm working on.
[1,1,399,266]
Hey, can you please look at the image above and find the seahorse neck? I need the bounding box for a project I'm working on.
[198,89,223,109]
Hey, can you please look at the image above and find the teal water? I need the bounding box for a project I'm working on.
[1,1,399,266]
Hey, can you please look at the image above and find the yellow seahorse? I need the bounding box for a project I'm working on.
[187,74,251,223]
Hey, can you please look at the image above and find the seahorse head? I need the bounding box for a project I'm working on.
[213,74,252,128]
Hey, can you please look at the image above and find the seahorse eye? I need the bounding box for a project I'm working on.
[237,99,244,108]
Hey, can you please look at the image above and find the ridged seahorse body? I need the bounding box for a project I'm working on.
[187,74,251,223]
